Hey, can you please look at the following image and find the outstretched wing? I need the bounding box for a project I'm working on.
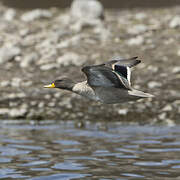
[82,57,141,89]
[103,57,141,85]
[82,65,131,89]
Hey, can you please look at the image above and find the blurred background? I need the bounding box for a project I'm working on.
[0,0,179,124]
[0,1,180,179]
[2,0,180,9]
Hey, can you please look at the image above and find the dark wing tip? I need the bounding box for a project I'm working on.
[133,59,141,67]
[82,65,90,73]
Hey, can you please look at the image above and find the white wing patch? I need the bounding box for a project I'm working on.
[127,67,131,85]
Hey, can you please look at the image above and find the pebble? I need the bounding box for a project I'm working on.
[135,12,147,20]
[172,66,180,74]
[0,108,9,115]
[148,81,161,88]
[20,53,39,68]
[38,102,45,108]
[4,8,16,21]
[169,15,180,28]
[11,78,22,87]
[70,0,104,21]
[164,119,175,127]
[40,63,58,71]
[7,93,26,99]
[57,35,81,49]
[0,81,10,87]
[8,104,28,118]
[9,107,27,118]
[162,104,173,112]
[177,49,180,56]
[57,52,85,66]
[127,36,144,46]
[118,109,128,115]
[158,112,167,120]
[128,24,148,35]
[0,46,21,64]
[21,9,52,22]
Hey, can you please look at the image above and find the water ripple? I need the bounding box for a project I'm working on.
[0,123,180,179]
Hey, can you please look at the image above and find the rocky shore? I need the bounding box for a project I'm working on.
[0,1,179,124]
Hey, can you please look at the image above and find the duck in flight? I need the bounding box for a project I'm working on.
[44,57,154,104]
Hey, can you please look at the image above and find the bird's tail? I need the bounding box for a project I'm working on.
[128,89,154,98]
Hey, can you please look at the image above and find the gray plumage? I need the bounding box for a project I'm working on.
[44,57,154,104]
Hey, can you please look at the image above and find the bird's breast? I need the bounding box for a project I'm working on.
[72,81,99,101]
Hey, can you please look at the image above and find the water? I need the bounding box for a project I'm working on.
[0,121,180,179]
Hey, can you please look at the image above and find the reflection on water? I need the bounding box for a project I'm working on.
[0,121,180,179]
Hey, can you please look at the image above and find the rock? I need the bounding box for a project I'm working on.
[22,81,33,87]
[127,36,144,46]
[20,52,39,68]
[11,78,22,87]
[70,0,104,21]
[38,102,45,108]
[40,63,58,71]
[0,108,9,115]
[9,107,27,118]
[7,93,26,99]
[0,46,21,64]
[169,16,180,28]
[177,49,180,56]
[21,9,52,22]
[128,24,148,35]
[164,119,175,127]
[135,13,147,20]
[57,35,81,49]
[158,112,167,120]
[118,109,128,115]
[4,8,16,21]
[57,52,85,66]
[172,66,180,74]
[0,81,10,87]
[70,19,102,32]
[148,81,161,88]
[162,104,173,112]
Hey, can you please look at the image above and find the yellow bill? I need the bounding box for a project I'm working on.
[44,83,55,88]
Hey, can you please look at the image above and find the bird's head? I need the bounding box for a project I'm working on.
[44,77,75,91]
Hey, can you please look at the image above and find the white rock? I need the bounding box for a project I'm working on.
[162,105,173,112]
[158,112,167,120]
[135,13,147,20]
[177,49,180,56]
[7,93,26,99]
[57,52,85,66]
[38,102,45,108]
[4,8,16,21]
[127,36,144,46]
[0,46,21,64]
[20,53,39,68]
[169,15,180,28]
[57,35,81,49]
[21,9,52,22]
[118,109,128,115]
[11,78,22,87]
[0,81,10,87]
[165,119,175,127]
[172,66,180,73]
[128,24,147,35]
[70,0,104,21]
[40,63,58,71]
[0,108,9,115]
[148,81,161,88]
[9,107,27,118]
